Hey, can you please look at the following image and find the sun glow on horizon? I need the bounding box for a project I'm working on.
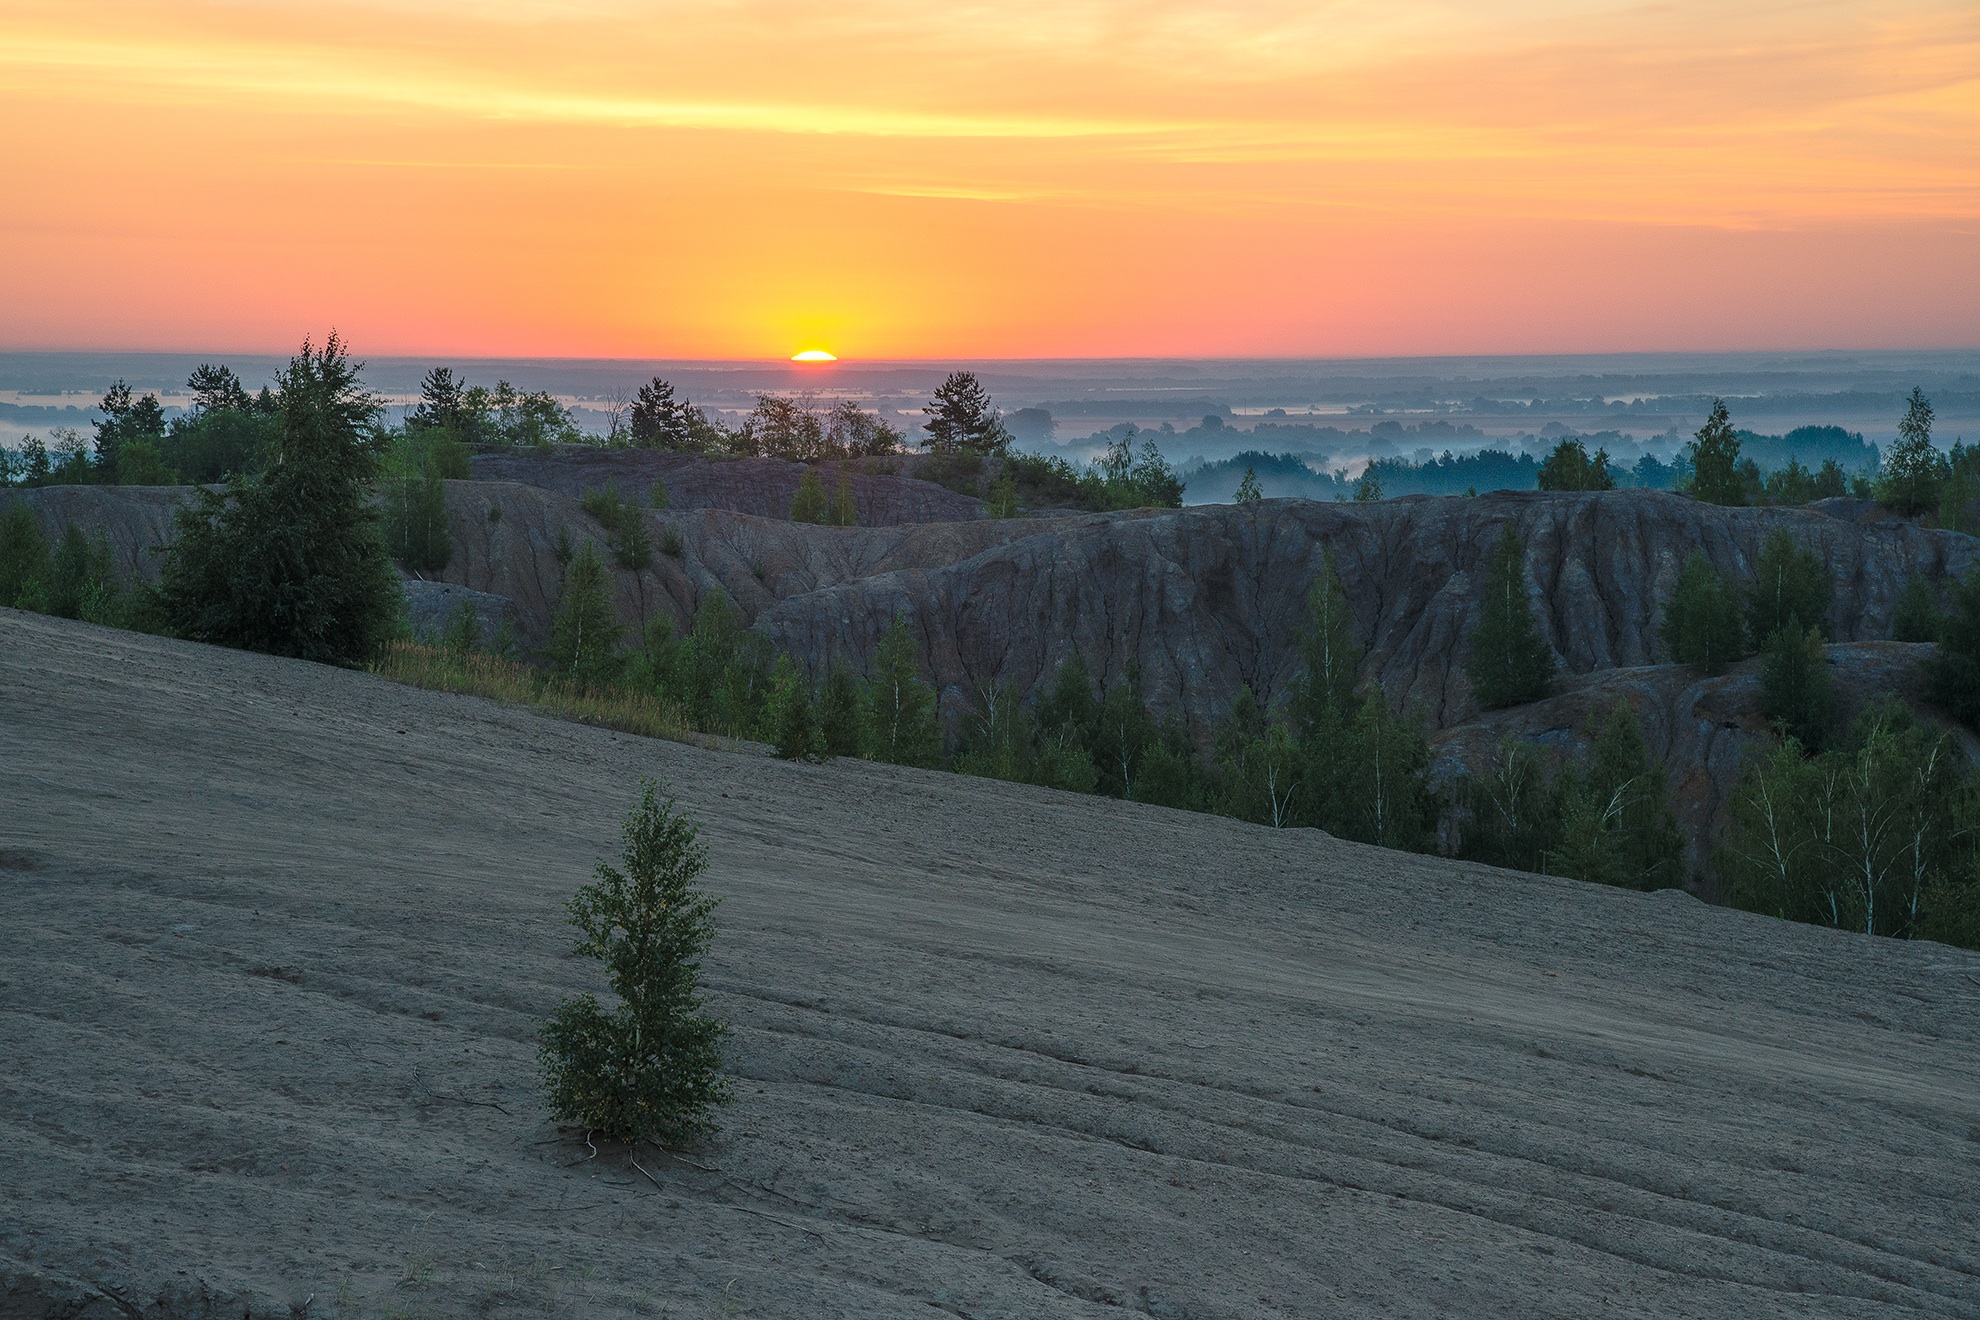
[1,1,1976,356]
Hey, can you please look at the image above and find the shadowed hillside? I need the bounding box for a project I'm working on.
[5,609,1978,1317]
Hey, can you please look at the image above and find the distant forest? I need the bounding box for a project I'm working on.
[1173,425,1882,502]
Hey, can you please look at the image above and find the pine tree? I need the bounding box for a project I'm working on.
[818,658,868,757]
[829,468,860,525]
[1877,387,1945,516]
[1746,529,1832,642]
[1662,552,1746,672]
[790,467,829,523]
[922,371,1010,456]
[0,501,48,609]
[866,614,940,766]
[1536,438,1616,492]
[770,657,825,761]
[1466,526,1555,709]
[1291,552,1362,734]
[1234,467,1263,504]
[1685,399,1746,506]
[161,334,404,665]
[545,543,625,689]
[1926,570,1980,729]
[538,782,730,1147]
[1891,575,1944,643]
[1759,618,1836,751]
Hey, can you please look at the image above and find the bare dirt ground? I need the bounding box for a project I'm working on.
[4,609,1979,1319]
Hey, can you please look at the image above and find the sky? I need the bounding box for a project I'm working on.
[1,0,1976,359]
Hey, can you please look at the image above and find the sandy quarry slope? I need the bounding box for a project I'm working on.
[3,611,1979,1319]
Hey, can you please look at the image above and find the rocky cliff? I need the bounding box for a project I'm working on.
[470,447,986,524]
[16,484,1972,741]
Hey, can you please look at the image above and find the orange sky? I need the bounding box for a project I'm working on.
[2,0,1977,358]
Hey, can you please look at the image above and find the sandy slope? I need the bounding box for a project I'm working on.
[3,610,1979,1319]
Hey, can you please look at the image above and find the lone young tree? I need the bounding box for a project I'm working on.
[1685,399,1746,506]
[921,371,1010,456]
[1466,526,1555,709]
[1662,552,1746,673]
[1234,467,1263,504]
[539,782,731,1147]
[161,334,403,666]
[1877,387,1945,516]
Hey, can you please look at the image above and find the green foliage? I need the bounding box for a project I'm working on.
[829,468,860,525]
[630,377,713,452]
[160,334,404,666]
[545,543,625,689]
[1876,388,1945,517]
[581,486,652,570]
[1662,552,1747,672]
[1353,469,1382,502]
[1290,553,1362,736]
[537,782,730,1146]
[1758,618,1836,752]
[818,659,869,757]
[1550,703,1685,889]
[439,600,481,661]
[160,365,283,485]
[116,439,178,486]
[922,371,1011,456]
[1215,691,1302,828]
[1536,438,1616,492]
[1718,701,1976,944]
[867,614,941,767]
[1466,526,1554,709]
[658,522,685,559]
[0,501,49,608]
[1091,666,1162,799]
[41,524,120,621]
[985,468,1018,519]
[650,477,670,510]
[1925,570,1980,729]
[1890,575,1944,643]
[93,381,167,485]
[1684,399,1746,506]
[1456,739,1563,874]
[1761,457,1848,506]
[383,469,451,572]
[1234,467,1263,504]
[790,467,829,524]
[770,657,825,761]
[629,593,775,737]
[1746,529,1832,642]
[1458,704,1681,889]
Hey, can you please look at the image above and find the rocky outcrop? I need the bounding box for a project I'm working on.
[1428,641,1960,878]
[13,485,1973,747]
[469,447,986,524]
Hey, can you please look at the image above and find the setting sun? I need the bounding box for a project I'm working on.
[791,350,838,362]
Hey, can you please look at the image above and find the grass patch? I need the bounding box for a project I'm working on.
[371,641,722,747]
